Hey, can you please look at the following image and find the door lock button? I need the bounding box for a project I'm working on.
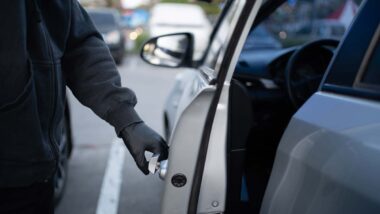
[171,174,187,188]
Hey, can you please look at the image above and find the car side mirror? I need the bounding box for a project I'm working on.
[140,33,194,68]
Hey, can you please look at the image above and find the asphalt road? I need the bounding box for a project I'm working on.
[55,55,179,214]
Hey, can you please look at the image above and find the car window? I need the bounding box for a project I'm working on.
[89,12,118,30]
[321,0,380,101]
[261,0,362,48]
[203,0,241,72]
[355,26,380,90]
[361,42,380,87]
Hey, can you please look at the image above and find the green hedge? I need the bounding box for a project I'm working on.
[133,32,150,53]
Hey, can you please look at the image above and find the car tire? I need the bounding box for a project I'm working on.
[54,119,70,205]
[115,57,123,65]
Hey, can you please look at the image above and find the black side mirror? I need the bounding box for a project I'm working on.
[140,33,194,68]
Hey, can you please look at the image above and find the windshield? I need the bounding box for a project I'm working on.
[244,25,282,50]
[89,11,118,31]
[262,0,362,48]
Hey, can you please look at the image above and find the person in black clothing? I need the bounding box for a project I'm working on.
[0,0,168,213]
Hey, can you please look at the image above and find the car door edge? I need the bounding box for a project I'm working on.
[188,0,263,213]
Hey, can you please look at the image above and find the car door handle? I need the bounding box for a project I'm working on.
[148,154,168,180]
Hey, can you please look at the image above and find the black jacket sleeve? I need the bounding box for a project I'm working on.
[62,0,141,135]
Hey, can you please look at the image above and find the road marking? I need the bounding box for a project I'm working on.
[96,138,126,214]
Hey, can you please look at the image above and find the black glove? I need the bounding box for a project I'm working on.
[120,122,168,175]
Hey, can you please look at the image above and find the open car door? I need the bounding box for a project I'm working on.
[150,0,263,213]
[261,1,380,213]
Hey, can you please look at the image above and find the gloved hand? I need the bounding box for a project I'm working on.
[120,121,168,175]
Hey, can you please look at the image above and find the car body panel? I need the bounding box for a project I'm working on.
[163,70,193,138]
[243,25,282,50]
[159,0,263,213]
[261,1,380,213]
[164,68,210,140]
[155,0,380,213]
[196,84,229,213]
[197,0,265,213]
[161,84,216,214]
[261,92,380,214]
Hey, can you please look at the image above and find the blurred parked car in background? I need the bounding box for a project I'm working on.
[149,3,212,60]
[87,8,126,65]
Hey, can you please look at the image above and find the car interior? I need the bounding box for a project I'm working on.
[224,0,355,213]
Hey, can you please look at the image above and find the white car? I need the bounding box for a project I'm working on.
[149,3,212,60]
[141,0,380,213]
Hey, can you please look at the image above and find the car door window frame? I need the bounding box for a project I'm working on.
[199,0,234,62]
[197,0,245,84]
[321,0,380,101]
[188,0,262,213]
[354,24,380,91]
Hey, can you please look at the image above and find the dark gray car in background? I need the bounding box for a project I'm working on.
[87,8,126,65]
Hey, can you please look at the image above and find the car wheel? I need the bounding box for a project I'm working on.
[54,120,70,205]
[115,57,123,65]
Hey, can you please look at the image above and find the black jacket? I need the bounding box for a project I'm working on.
[0,0,141,187]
